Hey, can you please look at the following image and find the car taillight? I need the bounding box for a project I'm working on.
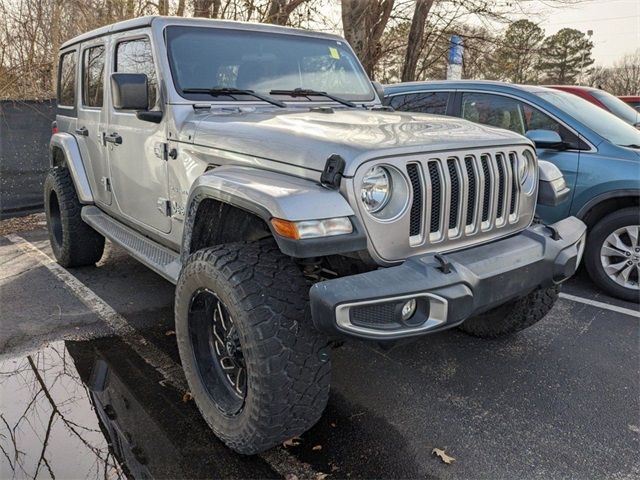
[52,121,58,134]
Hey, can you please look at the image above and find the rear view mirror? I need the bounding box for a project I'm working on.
[111,73,149,110]
[526,129,564,149]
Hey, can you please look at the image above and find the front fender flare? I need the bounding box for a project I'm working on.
[182,166,366,260]
[50,133,94,204]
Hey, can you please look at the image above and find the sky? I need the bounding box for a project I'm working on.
[513,0,639,67]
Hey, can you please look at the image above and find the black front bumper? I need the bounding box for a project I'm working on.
[310,216,586,340]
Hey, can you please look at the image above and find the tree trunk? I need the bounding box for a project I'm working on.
[193,0,215,17]
[176,0,186,16]
[341,0,394,79]
[401,0,434,82]
[49,0,62,92]
[265,0,307,25]
[158,0,169,15]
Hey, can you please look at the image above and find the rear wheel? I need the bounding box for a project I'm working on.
[44,167,104,267]
[174,240,331,454]
[458,286,559,338]
[585,208,640,302]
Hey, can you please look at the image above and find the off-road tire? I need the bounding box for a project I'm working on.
[174,240,331,454]
[44,167,105,267]
[584,208,640,303]
[458,286,559,338]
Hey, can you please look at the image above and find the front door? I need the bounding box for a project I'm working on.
[106,34,171,233]
[77,41,111,206]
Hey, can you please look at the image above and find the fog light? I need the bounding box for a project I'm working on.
[401,299,417,321]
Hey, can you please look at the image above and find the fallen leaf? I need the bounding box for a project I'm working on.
[182,392,193,402]
[330,422,337,428]
[165,330,176,336]
[432,448,455,465]
[312,445,322,451]
[315,473,328,480]
[282,437,302,448]
[284,474,298,480]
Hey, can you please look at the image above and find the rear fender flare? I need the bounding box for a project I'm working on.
[50,133,93,204]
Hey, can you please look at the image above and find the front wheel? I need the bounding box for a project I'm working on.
[458,286,559,338]
[174,240,331,454]
[584,208,640,303]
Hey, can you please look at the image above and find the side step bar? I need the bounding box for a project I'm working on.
[81,206,181,284]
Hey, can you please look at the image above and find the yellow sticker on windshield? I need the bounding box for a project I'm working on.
[329,47,340,59]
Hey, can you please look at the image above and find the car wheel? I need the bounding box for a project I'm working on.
[44,167,105,267]
[174,239,331,454]
[585,207,640,303]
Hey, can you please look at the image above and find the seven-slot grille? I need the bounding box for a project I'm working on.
[407,151,521,243]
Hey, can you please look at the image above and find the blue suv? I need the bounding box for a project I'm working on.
[384,81,640,301]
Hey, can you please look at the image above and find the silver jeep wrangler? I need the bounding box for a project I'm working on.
[47,16,586,454]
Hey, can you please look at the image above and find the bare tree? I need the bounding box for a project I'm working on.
[265,0,309,25]
[401,0,434,82]
[588,50,640,95]
[341,0,395,78]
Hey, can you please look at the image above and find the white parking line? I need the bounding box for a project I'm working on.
[5,234,322,479]
[559,292,639,318]
[6,233,189,391]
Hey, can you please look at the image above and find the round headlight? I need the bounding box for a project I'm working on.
[519,150,534,184]
[361,166,392,213]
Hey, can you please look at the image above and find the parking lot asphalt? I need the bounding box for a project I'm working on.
[1,227,639,479]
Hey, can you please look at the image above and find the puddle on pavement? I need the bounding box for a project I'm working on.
[0,337,277,479]
[0,335,423,479]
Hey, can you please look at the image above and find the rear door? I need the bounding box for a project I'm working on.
[77,40,111,206]
[106,34,171,233]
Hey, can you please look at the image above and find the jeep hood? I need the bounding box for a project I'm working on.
[186,108,531,176]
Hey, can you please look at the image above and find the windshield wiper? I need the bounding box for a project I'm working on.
[269,88,356,108]
[621,144,640,149]
[182,87,286,108]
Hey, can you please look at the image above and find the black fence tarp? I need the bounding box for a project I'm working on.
[0,99,56,219]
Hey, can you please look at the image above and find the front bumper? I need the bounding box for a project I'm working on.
[310,216,586,340]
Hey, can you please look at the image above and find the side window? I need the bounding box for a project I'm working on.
[115,38,158,109]
[58,51,77,107]
[461,92,584,149]
[82,45,105,107]
[461,93,526,134]
[388,92,449,115]
[521,104,583,149]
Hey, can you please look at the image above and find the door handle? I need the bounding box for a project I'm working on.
[103,132,122,145]
[75,126,89,136]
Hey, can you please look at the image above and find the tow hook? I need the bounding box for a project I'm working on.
[434,254,452,274]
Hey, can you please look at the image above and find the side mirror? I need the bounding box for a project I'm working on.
[371,81,385,102]
[526,129,564,149]
[111,73,149,110]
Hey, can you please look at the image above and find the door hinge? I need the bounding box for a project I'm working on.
[157,197,171,216]
[155,142,177,161]
[100,177,111,192]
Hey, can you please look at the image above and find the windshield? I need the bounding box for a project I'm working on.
[165,26,375,103]
[535,90,640,147]
[590,89,640,125]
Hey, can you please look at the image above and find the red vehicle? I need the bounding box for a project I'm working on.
[619,95,640,111]
[548,85,640,128]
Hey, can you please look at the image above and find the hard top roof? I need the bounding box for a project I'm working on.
[60,15,344,50]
